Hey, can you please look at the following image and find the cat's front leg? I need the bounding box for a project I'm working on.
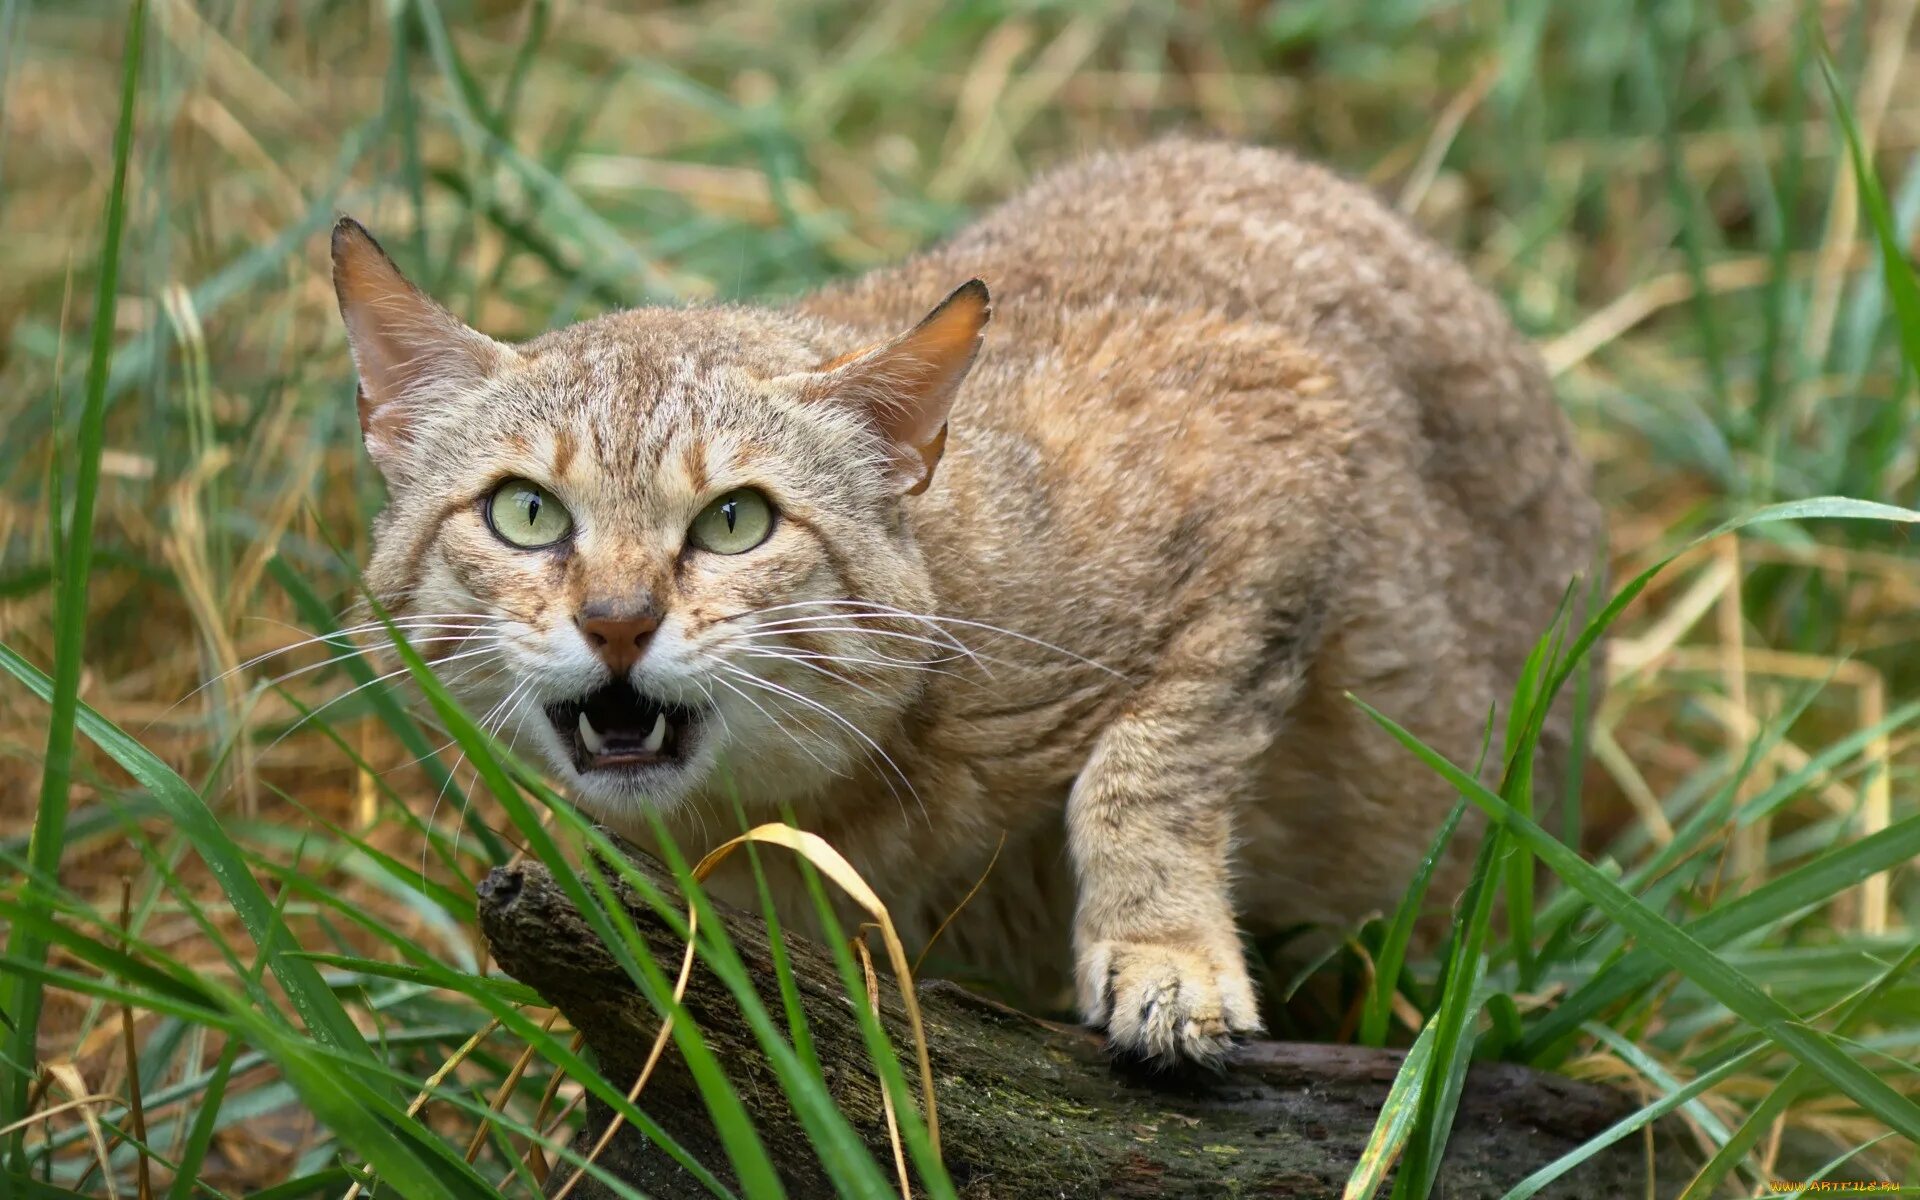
[1067,692,1268,1069]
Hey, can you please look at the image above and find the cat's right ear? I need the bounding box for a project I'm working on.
[332,217,514,480]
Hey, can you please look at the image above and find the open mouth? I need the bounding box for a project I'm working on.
[546,682,698,773]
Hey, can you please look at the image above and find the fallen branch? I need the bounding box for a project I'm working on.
[477,840,1690,1199]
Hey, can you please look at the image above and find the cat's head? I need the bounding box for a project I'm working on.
[330,217,988,822]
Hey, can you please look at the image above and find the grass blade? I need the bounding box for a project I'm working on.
[1816,27,1920,375]
[1360,797,1468,1048]
[1540,497,1920,713]
[163,1040,239,1200]
[1343,1021,1438,1200]
[1677,939,1920,1199]
[1518,807,1920,1062]
[369,613,786,1195]
[1390,829,1505,1200]
[1497,1038,1772,1200]
[0,642,390,1081]
[5,0,146,1156]
[268,556,506,864]
[1582,1021,1738,1155]
[1353,696,1920,1146]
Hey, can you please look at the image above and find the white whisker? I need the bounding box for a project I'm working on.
[720,625,992,669]
[384,736,457,778]
[253,644,504,764]
[724,647,904,705]
[149,618,502,726]
[733,598,1125,677]
[719,605,992,676]
[707,671,848,781]
[719,663,925,828]
[733,645,969,683]
[255,635,504,696]
[436,651,513,694]
[448,677,532,872]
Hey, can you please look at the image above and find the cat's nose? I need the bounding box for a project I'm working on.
[576,606,659,676]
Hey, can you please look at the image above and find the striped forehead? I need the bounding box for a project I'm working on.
[522,336,716,466]
[514,357,773,525]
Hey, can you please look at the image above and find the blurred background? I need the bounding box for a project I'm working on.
[4,0,1920,1194]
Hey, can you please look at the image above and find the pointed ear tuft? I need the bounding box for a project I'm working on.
[331,216,512,479]
[799,279,990,496]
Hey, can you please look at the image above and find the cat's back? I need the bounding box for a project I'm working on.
[802,138,1584,533]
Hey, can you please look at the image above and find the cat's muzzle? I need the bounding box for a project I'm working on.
[545,681,699,775]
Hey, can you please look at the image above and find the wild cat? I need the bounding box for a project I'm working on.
[331,138,1602,1067]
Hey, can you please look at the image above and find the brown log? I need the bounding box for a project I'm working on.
[477,841,1690,1199]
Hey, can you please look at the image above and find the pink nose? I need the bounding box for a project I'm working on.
[577,609,659,674]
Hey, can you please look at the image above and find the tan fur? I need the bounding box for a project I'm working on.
[334,139,1603,1066]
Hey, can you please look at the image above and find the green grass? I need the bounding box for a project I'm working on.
[3,0,146,1168]
[4,0,1920,1196]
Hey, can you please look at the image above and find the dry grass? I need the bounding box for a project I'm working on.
[3,1,1919,1196]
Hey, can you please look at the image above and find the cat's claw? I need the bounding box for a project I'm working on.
[1079,938,1262,1070]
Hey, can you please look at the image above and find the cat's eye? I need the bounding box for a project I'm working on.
[688,489,774,555]
[486,478,574,548]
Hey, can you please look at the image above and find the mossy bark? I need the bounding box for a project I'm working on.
[477,843,1688,1199]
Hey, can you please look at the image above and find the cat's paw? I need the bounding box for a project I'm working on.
[1077,936,1262,1069]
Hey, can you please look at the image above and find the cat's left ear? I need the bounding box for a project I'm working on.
[799,279,990,496]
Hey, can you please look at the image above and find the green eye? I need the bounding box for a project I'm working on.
[486,478,573,548]
[688,489,774,555]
